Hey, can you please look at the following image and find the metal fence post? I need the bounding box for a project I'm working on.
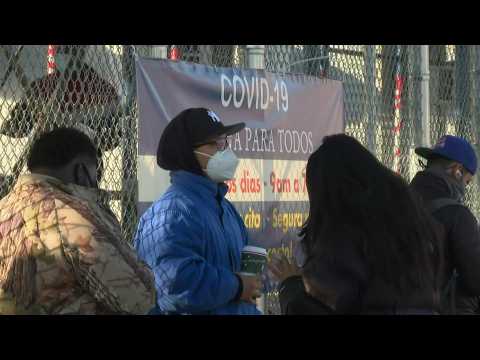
[121,45,138,242]
[379,45,397,169]
[365,45,377,154]
[472,46,480,217]
[246,44,267,314]
[421,45,431,147]
[151,45,168,59]
[455,45,471,138]
[247,45,265,70]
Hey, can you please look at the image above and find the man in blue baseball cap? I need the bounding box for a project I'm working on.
[411,135,480,314]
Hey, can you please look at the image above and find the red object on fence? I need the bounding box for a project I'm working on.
[170,46,180,61]
[47,45,56,75]
[394,74,404,110]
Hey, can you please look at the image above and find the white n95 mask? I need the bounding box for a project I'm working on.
[194,148,239,183]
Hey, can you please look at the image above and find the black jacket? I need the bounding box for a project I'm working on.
[278,276,439,315]
[279,276,334,315]
[278,227,441,315]
[410,170,480,314]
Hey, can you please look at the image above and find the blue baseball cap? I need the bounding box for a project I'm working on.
[415,135,478,175]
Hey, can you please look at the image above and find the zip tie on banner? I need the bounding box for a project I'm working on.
[130,45,139,60]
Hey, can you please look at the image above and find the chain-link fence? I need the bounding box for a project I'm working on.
[0,45,142,243]
[1,45,478,314]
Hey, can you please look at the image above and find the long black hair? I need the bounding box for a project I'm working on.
[300,134,439,294]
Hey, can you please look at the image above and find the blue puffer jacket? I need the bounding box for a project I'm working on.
[134,170,261,315]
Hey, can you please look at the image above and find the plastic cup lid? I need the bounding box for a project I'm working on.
[242,246,267,256]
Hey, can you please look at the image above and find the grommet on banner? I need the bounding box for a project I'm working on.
[130,45,139,60]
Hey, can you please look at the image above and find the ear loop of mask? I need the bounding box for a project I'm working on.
[76,163,97,188]
[194,150,215,172]
[194,150,213,159]
[418,159,427,170]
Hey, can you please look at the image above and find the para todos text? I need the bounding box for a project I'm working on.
[228,128,314,155]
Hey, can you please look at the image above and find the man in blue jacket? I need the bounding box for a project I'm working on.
[134,108,262,315]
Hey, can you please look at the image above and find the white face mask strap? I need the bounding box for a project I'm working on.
[194,150,212,158]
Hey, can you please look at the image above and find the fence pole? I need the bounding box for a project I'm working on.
[472,46,480,217]
[365,45,377,154]
[247,45,265,70]
[246,45,267,314]
[380,45,397,169]
[455,45,471,138]
[151,45,168,59]
[420,45,431,147]
[121,45,138,242]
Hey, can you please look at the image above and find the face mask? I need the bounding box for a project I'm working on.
[74,163,98,189]
[194,148,239,182]
[450,169,467,202]
[447,178,466,202]
[426,166,466,202]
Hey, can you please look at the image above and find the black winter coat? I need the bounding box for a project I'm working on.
[278,227,442,315]
[410,170,480,315]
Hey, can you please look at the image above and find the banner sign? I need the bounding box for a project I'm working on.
[136,57,344,280]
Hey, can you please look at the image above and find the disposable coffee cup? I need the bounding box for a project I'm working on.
[240,246,268,276]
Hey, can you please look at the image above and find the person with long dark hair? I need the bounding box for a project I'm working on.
[269,134,445,314]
